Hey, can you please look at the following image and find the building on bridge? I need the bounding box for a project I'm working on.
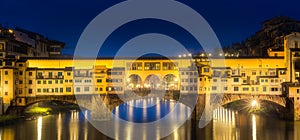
[0,32,299,119]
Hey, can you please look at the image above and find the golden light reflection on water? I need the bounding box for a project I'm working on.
[57,113,62,140]
[37,117,42,140]
[0,127,14,140]
[70,111,79,140]
[252,114,257,140]
[213,107,239,140]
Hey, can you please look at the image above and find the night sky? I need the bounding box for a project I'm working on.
[1,0,300,56]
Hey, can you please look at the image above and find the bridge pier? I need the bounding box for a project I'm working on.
[285,97,300,120]
[293,98,300,120]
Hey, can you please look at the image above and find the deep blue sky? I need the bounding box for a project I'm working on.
[1,0,300,56]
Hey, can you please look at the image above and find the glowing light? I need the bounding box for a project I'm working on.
[174,78,178,81]
[208,53,212,56]
[178,55,182,58]
[251,100,258,107]
[252,114,257,140]
[8,29,13,34]
[183,54,186,57]
[219,53,223,56]
[188,53,192,57]
[37,117,42,140]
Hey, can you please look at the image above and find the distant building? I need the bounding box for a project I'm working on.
[0,26,65,59]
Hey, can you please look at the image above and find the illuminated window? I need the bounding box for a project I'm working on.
[163,62,177,70]
[144,62,160,70]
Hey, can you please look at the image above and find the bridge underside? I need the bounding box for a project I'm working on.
[6,93,290,121]
[221,94,286,107]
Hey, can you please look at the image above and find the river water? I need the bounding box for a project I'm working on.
[0,99,300,140]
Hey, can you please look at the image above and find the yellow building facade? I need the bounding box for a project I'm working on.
[0,32,299,115]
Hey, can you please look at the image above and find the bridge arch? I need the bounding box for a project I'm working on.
[127,74,143,89]
[144,74,162,89]
[221,94,286,107]
[163,74,179,90]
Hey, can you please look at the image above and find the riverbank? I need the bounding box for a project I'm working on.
[24,101,81,117]
[0,101,81,126]
[0,115,21,125]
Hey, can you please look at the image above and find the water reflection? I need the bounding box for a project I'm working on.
[212,107,239,140]
[1,104,300,139]
[37,117,42,140]
[57,113,62,140]
[252,114,257,140]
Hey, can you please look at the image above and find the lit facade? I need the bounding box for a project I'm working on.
[0,32,299,115]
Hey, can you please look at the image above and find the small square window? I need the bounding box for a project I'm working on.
[28,89,32,94]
